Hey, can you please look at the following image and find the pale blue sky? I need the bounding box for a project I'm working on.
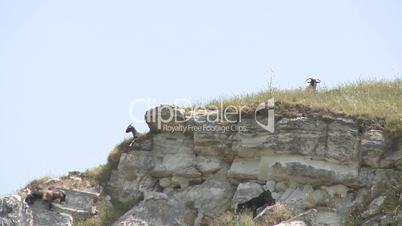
[1,0,401,195]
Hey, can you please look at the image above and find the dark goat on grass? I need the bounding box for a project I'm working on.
[306,77,321,91]
[236,190,276,217]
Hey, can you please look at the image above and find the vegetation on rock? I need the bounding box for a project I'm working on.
[207,79,402,135]
[206,204,293,226]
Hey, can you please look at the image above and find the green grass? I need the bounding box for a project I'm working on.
[206,79,402,134]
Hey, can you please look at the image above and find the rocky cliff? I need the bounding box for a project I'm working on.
[1,103,401,226]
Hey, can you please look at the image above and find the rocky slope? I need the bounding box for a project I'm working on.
[1,103,401,226]
[0,186,99,226]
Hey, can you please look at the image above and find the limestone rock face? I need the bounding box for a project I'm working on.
[151,134,198,178]
[228,113,363,186]
[174,168,235,218]
[104,104,400,225]
[193,127,235,160]
[107,150,157,204]
[114,169,234,226]
[0,195,22,226]
[379,138,402,169]
[361,130,385,168]
[8,103,400,226]
[28,201,73,226]
[144,105,187,133]
[112,195,196,226]
[195,156,227,175]
[228,158,260,181]
[52,189,99,218]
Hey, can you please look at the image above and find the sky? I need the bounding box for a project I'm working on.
[0,0,401,195]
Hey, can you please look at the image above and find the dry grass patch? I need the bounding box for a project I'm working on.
[206,211,257,226]
[256,204,293,226]
[206,204,293,226]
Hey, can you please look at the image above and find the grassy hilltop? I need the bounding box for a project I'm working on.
[208,79,402,135]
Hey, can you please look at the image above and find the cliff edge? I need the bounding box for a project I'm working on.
[1,89,402,226]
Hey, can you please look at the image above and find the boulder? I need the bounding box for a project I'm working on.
[281,209,318,226]
[112,195,196,226]
[280,187,296,202]
[52,188,99,218]
[107,150,158,204]
[29,201,73,226]
[175,168,235,218]
[145,105,187,133]
[151,134,198,178]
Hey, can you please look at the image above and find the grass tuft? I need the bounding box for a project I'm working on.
[206,204,293,226]
[256,204,293,226]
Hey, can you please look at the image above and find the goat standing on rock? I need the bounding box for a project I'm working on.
[126,123,138,147]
